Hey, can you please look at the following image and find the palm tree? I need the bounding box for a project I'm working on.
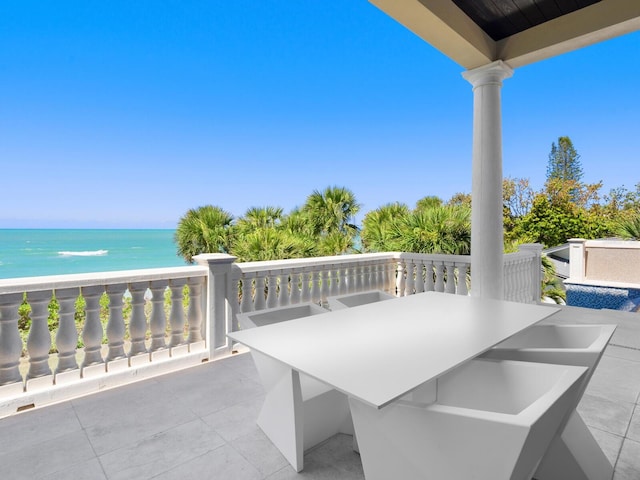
[616,214,640,240]
[230,228,316,262]
[361,203,409,252]
[174,205,233,263]
[391,205,471,255]
[541,255,566,304]
[236,206,284,234]
[302,186,360,238]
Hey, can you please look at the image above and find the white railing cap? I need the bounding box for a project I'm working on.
[0,266,208,295]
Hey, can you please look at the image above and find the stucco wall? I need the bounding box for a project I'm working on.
[585,246,640,284]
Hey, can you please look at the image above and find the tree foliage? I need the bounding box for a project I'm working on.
[546,136,583,183]
[175,205,233,263]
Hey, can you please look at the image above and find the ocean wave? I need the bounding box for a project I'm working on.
[58,250,109,257]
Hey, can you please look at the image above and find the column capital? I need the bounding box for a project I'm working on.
[462,60,514,89]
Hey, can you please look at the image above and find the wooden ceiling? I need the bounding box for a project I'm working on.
[370,0,640,69]
[450,0,602,41]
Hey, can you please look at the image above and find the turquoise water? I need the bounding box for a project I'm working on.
[0,229,189,280]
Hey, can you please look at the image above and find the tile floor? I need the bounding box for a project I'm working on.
[1,307,639,480]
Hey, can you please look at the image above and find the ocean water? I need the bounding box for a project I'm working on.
[0,229,189,280]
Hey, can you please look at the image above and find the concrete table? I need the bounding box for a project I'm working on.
[228,292,566,473]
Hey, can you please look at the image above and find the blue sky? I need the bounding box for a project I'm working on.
[1,1,638,228]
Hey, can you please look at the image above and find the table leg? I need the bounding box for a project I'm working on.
[257,366,305,472]
[535,410,613,480]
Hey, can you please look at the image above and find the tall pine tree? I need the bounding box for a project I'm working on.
[546,136,583,182]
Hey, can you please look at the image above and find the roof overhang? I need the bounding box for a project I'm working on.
[369,0,640,69]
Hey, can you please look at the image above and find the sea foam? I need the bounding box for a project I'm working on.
[58,249,109,257]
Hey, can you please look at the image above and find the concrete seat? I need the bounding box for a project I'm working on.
[482,323,616,480]
[237,303,327,329]
[326,290,395,310]
[349,358,587,480]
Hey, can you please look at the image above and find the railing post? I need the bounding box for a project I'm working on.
[195,253,237,359]
[568,238,586,282]
[519,243,543,303]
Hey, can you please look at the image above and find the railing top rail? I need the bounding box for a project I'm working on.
[0,265,208,294]
[584,239,640,249]
[503,250,537,262]
[234,252,398,274]
[396,252,471,264]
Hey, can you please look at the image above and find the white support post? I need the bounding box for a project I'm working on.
[195,253,237,359]
[462,60,513,300]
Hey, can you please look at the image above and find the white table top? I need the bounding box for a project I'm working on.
[228,292,559,409]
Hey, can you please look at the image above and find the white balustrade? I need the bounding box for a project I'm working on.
[0,248,540,416]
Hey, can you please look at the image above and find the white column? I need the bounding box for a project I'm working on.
[462,60,513,300]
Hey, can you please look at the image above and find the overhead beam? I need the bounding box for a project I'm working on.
[499,0,640,68]
[369,0,495,69]
[369,0,640,70]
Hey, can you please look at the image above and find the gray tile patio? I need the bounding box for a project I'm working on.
[1,307,638,480]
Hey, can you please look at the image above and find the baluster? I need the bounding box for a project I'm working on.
[424,261,434,292]
[254,276,266,311]
[187,278,204,343]
[355,265,364,293]
[445,263,456,294]
[375,263,384,291]
[414,261,425,293]
[105,283,127,362]
[457,264,470,295]
[320,269,330,305]
[169,279,187,347]
[405,260,415,296]
[338,267,348,295]
[370,263,378,290]
[54,287,80,375]
[290,272,302,305]
[128,282,148,358]
[25,290,53,381]
[387,262,396,295]
[301,271,312,303]
[434,264,445,292]
[330,267,340,298]
[81,286,105,371]
[266,273,278,309]
[395,261,405,296]
[149,281,168,353]
[361,264,370,291]
[310,271,322,304]
[240,276,253,313]
[278,273,290,307]
[0,293,24,387]
[346,267,356,294]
